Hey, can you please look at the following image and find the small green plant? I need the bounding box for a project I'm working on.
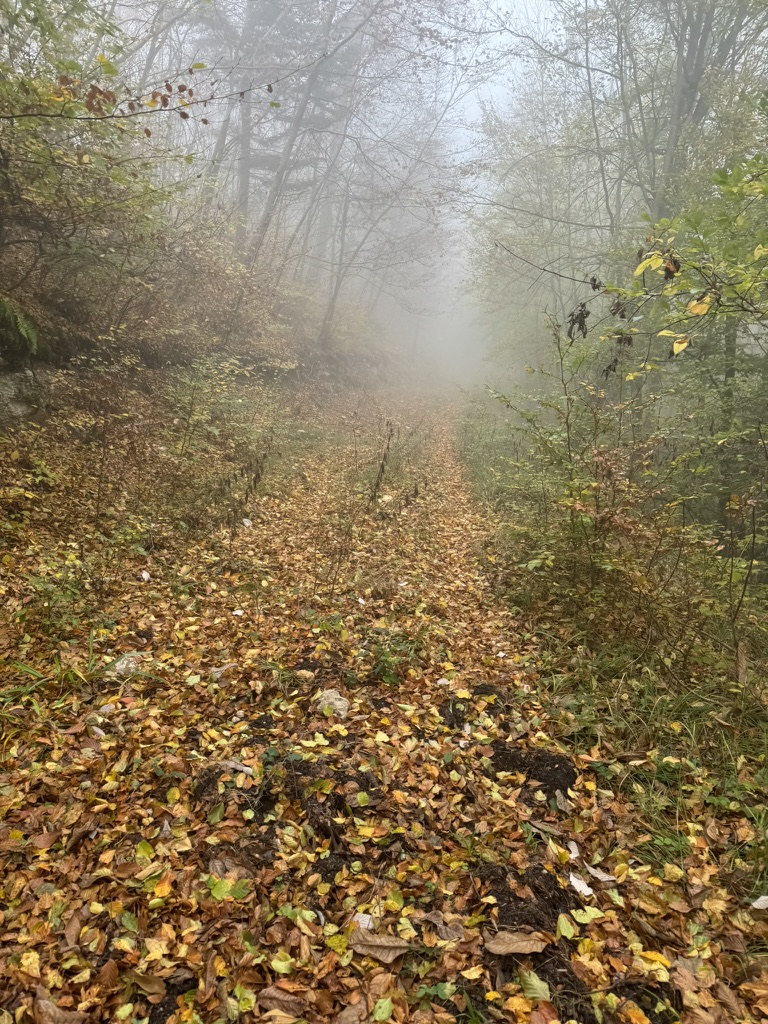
[0,297,38,367]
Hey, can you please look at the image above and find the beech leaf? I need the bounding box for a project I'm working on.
[485,931,550,954]
[348,927,409,964]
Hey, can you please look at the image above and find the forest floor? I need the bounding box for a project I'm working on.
[1,381,767,1024]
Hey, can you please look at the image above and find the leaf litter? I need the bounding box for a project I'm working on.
[1,390,767,1024]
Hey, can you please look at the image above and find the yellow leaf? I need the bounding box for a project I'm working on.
[672,337,689,355]
[621,1003,652,1024]
[143,938,167,962]
[686,295,712,315]
[460,964,485,980]
[20,950,41,978]
[153,874,173,898]
[634,254,664,276]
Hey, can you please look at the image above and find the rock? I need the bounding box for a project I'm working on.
[314,688,349,719]
[112,652,144,677]
[0,369,44,423]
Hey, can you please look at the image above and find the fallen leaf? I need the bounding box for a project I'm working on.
[125,970,166,997]
[348,928,409,964]
[258,984,306,1016]
[96,959,120,990]
[569,871,594,896]
[485,931,549,954]
[33,990,87,1024]
[519,969,551,1002]
[334,1000,368,1024]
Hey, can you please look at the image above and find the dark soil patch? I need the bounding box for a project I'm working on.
[236,782,278,823]
[473,863,570,932]
[610,982,679,1024]
[474,683,514,716]
[147,975,198,1024]
[438,698,470,729]
[365,694,394,713]
[191,767,224,808]
[530,948,599,1024]
[316,852,351,883]
[248,713,275,733]
[491,742,576,798]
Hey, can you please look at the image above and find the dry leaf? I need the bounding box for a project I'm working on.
[334,999,368,1024]
[485,931,549,954]
[33,990,87,1024]
[63,914,81,947]
[31,832,59,850]
[569,871,594,896]
[713,982,744,1017]
[348,927,409,964]
[258,984,306,1016]
[96,958,120,990]
[125,970,166,996]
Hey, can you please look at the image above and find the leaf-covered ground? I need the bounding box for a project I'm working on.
[1,386,768,1024]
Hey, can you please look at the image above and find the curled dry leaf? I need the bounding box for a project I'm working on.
[485,930,550,955]
[420,910,464,942]
[584,863,617,883]
[569,871,594,896]
[125,970,166,996]
[334,1000,368,1024]
[257,983,306,1016]
[33,989,87,1024]
[348,927,410,964]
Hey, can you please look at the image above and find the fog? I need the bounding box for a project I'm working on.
[5,0,768,388]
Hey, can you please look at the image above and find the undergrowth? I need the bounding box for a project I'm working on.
[460,328,768,894]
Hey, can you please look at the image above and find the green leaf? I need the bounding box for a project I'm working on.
[519,969,551,1002]
[270,950,295,975]
[207,802,225,824]
[556,913,576,939]
[208,876,232,901]
[135,840,154,861]
[373,997,394,1021]
[230,879,251,900]
[572,907,605,924]
[120,911,138,933]
[96,54,118,76]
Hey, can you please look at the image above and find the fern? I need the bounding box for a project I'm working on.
[0,298,38,359]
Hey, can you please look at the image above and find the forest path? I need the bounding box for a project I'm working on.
[0,388,742,1024]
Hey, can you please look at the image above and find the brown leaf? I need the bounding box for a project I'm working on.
[126,970,166,997]
[63,913,81,947]
[485,930,550,955]
[671,965,699,993]
[680,1010,718,1024]
[420,910,464,942]
[530,1003,560,1024]
[713,982,744,1017]
[334,998,368,1024]
[348,927,409,964]
[96,958,119,990]
[33,989,87,1024]
[258,984,306,1016]
[31,832,59,849]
